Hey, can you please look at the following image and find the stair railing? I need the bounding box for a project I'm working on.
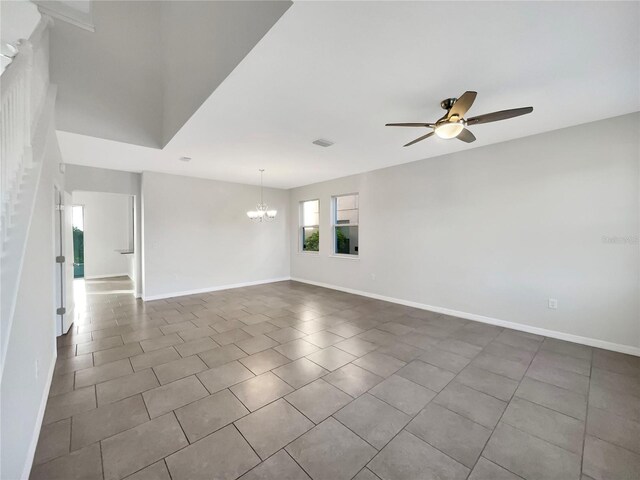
[1,39,33,239]
[0,16,53,377]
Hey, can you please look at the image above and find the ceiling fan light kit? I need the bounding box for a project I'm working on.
[386,91,533,146]
[435,120,465,139]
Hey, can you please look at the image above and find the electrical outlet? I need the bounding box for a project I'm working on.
[35,359,39,379]
[548,298,558,310]
[371,273,376,281]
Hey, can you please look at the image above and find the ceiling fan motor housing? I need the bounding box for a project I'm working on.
[440,97,458,110]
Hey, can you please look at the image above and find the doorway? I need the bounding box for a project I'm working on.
[70,191,137,296]
[72,205,85,278]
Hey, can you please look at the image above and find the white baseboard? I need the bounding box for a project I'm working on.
[291,277,640,357]
[142,277,292,301]
[21,349,56,479]
[83,273,130,280]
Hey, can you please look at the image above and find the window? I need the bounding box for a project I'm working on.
[300,199,320,252]
[332,194,359,256]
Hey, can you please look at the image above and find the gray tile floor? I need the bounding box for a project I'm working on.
[32,277,640,480]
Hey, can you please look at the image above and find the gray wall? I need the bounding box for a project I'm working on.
[65,164,143,297]
[50,1,291,148]
[290,113,640,351]
[160,1,291,145]
[142,171,290,299]
[51,1,163,147]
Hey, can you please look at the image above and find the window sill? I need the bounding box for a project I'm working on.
[298,251,320,256]
[329,254,360,260]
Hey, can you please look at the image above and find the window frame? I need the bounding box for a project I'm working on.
[331,193,359,258]
[299,198,320,254]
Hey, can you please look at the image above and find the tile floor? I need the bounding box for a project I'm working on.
[31,276,640,480]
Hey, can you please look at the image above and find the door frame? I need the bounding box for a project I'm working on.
[53,185,64,336]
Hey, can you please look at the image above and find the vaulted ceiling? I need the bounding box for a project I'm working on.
[50,0,291,147]
[57,1,640,188]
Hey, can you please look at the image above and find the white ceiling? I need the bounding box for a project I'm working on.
[58,1,640,189]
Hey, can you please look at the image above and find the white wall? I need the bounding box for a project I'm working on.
[65,164,143,296]
[142,171,290,299]
[290,113,640,352]
[1,94,64,480]
[72,191,133,279]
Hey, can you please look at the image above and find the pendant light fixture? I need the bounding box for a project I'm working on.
[247,169,277,222]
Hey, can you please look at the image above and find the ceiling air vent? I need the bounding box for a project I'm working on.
[312,139,334,147]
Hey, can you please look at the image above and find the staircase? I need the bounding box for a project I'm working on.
[0,16,54,376]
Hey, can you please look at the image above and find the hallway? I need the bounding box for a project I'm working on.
[31,278,640,479]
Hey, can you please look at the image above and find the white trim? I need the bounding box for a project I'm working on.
[291,277,640,357]
[33,2,95,32]
[83,273,130,280]
[299,198,320,254]
[21,349,56,480]
[142,277,292,301]
[329,254,360,260]
[331,193,359,256]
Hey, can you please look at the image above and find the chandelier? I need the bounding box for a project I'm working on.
[247,169,277,222]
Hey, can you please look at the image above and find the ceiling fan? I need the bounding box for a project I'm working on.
[386,91,533,147]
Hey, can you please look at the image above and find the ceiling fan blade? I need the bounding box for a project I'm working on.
[386,123,434,127]
[448,91,477,119]
[403,131,435,147]
[457,128,476,143]
[466,107,533,126]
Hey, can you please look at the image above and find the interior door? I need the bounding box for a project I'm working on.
[54,187,74,336]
